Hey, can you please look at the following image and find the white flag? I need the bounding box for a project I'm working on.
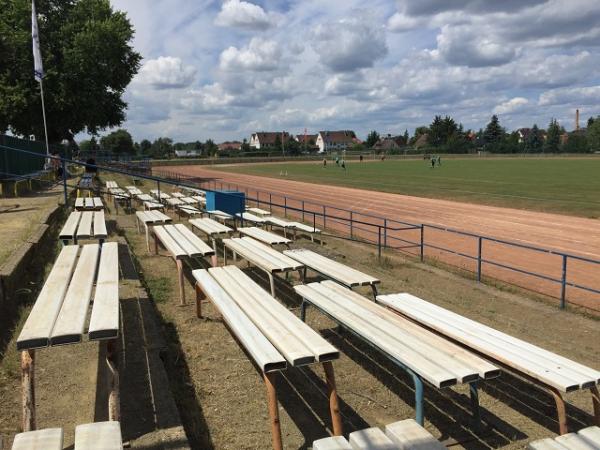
[31,0,44,82]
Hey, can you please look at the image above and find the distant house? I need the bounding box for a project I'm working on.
[294,133,318,145]
[373,134,407,152]
[413,133,429,149]
[174,149,200,158]
[217,141,242,152]
[249,132,291,150]
[315,130,356,153]
[517,128,547,143]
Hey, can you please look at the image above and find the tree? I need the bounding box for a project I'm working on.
[0,0,141,144]
[274,134,282,154]
[483,115,504,144]
[79,136,99,152]
[563,133,588,153]
[525,124,543,152]
[286,139,301,156]
[588,117,595,128]
[403,129,409,143]
[204,139,218,157]
[139,139,152,155]
[428,115,458,147]
[150,137,173,159]
[545,118,561,153]
[100,129,134,155]
[365,130,380,148]
[240,138,251,153]
[587,117,600,152]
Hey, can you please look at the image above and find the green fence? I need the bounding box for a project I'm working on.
[0,134,68,180]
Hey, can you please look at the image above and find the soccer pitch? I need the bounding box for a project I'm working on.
[214,157,600,217]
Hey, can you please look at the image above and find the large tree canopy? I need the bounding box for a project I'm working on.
[0,0,141,144]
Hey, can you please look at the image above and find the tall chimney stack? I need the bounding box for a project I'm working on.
[576,109,580,131]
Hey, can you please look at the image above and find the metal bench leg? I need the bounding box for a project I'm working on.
[21,349,36,431]
[371,284,378,300]
[211,254,218,267]
[323,362,343,436]
[547,386,568,435]
[106,339,120,421]
[176,259,186,306]
[469,381,481,429]
[300,299,308,322]
[409,371,424,426]
[591,386,600,426]
[145,224,151,254]
[264,372,283,450]
[268,273,276,297]
[195,283,205,318]
[153,230,159,255]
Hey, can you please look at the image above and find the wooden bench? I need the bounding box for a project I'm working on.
[12,421,123,450]
[377,293,600,435]
[206,209,235,224]
[313,419,445,450]
[166,197,184,209]
[285,248,380,298]
[290,221,322,243]
[238,226,292,247]
[105,181,118,189]
[150,189,171,201]
[180,196,199,204]
[192,265,342,450]
[189,217,233,254]
[144,200,164,211]
[125,186,142,196]
[295,281,499,426]
[236,211,268,226]
[267,217,322,242]
[59,211,107,245]
[264,216,296,238]
[16,243,120,430]
[175,203,202,218]
[75,197,103,211]
[223,237,304,297]
[136,193,154,203]
[247,207,271,217]
[152,224,216,305]
[136,210,172,252]
[171,192,185,198]
[528,426,600,449]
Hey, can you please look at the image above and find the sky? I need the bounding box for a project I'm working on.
[104,0,600,143]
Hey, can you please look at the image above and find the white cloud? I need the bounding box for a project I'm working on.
[312,12,388,72]
[215,0,274,30]
[219,37,282,72]
[493,97,529,114]
[539,85,600,106]
[387,12,423,32]
[136,56,197,88]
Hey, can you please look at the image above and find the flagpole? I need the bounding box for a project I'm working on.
[39,79,50,157]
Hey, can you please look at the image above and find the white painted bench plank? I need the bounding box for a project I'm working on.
[290,221,321,233]
[75,197,84,208]
[166,198,184,206]
[247,207,271,216]
[349,427,396,449]
[144,201,164,210]
[578,427,600,447]
[171,192,184,198]
[225,237,303,273]
[137,194,153,202]
[93,211,107,239]
[60,211,82,240]
[285,249,379,287]
[89,242,120,340]
[17,246,80,350]
[173,224,214,256]
[176,204,201,215]
[190,218,232,236]
[313,436,353,450]
[153,226,186,259]
[236,212,267,224]
[93,197,103,208]
[50,244,100,345]
[378,293,600,391]
[193,269,286,372]
[84,198,94,209]
[74,421,123,450]
[266,216,295,228]
[385,419,446,450]
[555,433,599,450]
[11,428,63,450]
[76,212,94,239]
[239,227,291,245]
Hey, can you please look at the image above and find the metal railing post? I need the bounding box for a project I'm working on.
[61,158,68,206]
[560,255,567,309]
[378,227,382,260]
[157,180,160,200]
[384,219,388,248]
[477,237,483,282]
[284,197,287,218]
[269,193,272,213]
[350,211,354,239]
[420,225,424,261]
[302,201,305,222]
[323,205,327,228]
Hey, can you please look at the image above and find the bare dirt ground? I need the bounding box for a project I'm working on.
[111,175,599,450]
[155,166,600,311]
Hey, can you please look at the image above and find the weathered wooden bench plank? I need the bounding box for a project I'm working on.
[92,197,103,209]
[247,207,271,217]
[50,244,100,345]
[153,226,186,259]
[385,419,446,449]
[193,269,286,372]
[171,192,185,198]
[171,224,215,257]
[76,212,94,240]
[59,211,82,241]
[74,421,123,450]
[190,217,232,236]
[578,427,600,446]
[17,246,80,350]
[11,428,63,450]
[75,197,84,209]
[236,211,267,225]
[93,211,107,239]
[84,197,94,209]
[313,436,352,450]
[239,227,291,246]
[166,198,184,207]
[349,427,397,449]
[209,266,338,365]
[176,204,202,217]
[88,242,120,341]
[555,432,599,450]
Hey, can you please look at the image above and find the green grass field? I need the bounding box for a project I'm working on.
[215,158,600,217]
